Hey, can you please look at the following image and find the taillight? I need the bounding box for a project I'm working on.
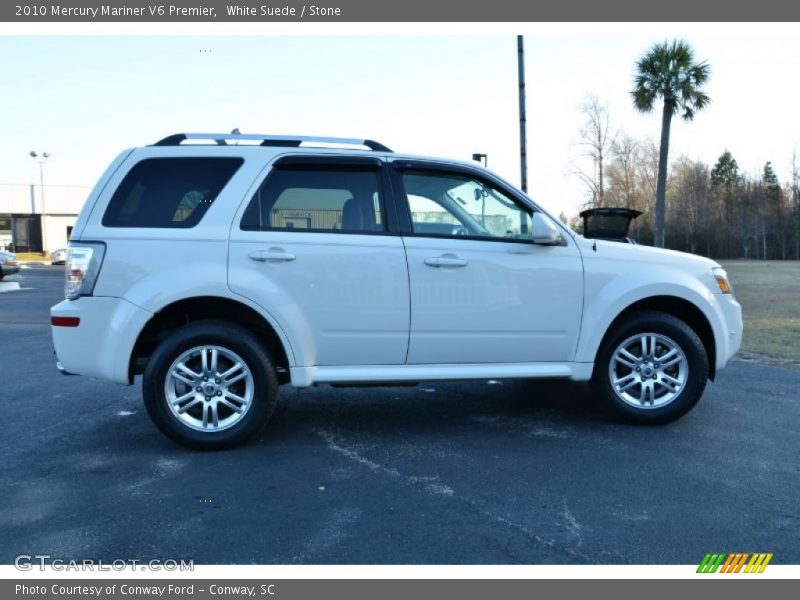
[51,316,80,327]
[65,242,106,300]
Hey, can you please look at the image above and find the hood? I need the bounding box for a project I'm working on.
[575,235,719,270]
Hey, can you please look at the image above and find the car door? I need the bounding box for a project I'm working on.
[390,160,583,364]
[228,155,409,367]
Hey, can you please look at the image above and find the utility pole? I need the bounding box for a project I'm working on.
[30,151,51,255]
[517,35,528,193]
[793,148,799,260]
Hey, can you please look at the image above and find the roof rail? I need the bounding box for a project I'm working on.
[152,133,392,152]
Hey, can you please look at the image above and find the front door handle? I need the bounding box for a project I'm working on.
[249,248,296,263]
[424,254,468,268]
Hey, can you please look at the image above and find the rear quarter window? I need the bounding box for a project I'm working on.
[102,157,243,228]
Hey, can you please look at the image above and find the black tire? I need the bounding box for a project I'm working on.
[590,310,709,424]
[143,320,278,450]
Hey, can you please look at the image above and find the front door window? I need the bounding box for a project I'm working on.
[401,170,532,241]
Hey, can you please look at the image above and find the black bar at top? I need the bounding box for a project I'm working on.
[3,0,799,22]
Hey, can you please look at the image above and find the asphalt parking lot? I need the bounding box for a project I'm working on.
[1,266,798,565]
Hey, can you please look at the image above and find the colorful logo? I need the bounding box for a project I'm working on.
[697,553,773,573]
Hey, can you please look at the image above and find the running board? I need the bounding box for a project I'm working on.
[290,363,593,388]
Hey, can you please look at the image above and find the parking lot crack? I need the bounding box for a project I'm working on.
[313,428,596,563]
[314,428,402,479]
[558,498,584,547]
[314,429,457,497]
[482,509,594,563]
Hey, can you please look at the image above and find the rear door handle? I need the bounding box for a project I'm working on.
[249,248,296,263]
[424,255,468,268]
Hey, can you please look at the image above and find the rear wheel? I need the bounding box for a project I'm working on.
[143,320,278,449]
[591,310,708,424]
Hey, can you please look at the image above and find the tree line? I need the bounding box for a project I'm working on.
[569,94,800,260]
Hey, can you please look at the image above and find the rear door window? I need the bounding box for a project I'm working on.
[102,157,243,228]
[240,167,386,233]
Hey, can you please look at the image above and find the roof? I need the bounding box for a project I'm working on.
[152,133,393,153]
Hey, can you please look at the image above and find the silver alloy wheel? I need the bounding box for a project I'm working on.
[607,332,689,409]
[164,345,254,432]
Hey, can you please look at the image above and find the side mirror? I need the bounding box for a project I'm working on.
[531,212,563,245]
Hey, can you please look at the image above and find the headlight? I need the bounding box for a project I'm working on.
[712,267,732,294]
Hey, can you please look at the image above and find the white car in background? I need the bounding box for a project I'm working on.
[51,248,67,265]
[50,133,743,449]
[0,250,19,281]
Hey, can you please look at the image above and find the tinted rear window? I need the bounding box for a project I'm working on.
[102,157,243,228]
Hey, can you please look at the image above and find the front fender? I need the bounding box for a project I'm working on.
[575,264,729,370]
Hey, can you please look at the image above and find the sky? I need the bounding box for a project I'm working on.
[1,31,799,217]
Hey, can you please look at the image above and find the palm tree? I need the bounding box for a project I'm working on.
[632,40,710,248]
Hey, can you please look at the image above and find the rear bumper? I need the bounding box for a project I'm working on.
[51,296,152,384]
[1,265,19,276]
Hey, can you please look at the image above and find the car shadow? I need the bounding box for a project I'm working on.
[262,378,609,442]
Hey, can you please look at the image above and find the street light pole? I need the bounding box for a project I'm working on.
[29,151,51,254]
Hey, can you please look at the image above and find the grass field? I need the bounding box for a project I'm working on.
[719,260,800,367]
[14,252,49,262]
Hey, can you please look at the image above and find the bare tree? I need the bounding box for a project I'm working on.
[571,94,614,208]
[637,140,660,241]
[605,135,659,243]
[608,134,639,209]
[669,157,709,254]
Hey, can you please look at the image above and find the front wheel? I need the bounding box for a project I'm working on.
[143,320,278,449]
[591,310,709,424]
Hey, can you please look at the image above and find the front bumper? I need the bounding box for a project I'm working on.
[55,359,76,375]
[1,264,19,276]
[715,293,743,369]
[51,296,153,384]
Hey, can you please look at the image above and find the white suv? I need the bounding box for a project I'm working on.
[51,133,742,449]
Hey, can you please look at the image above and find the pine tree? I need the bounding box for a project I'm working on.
[762,161,783,259]
[710,151,739,257]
